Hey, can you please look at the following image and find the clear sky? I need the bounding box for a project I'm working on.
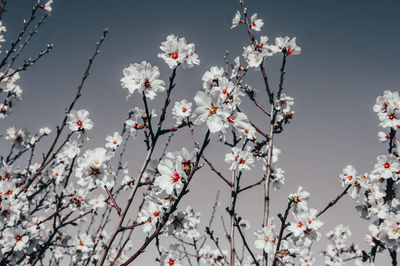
[2,0,400,264]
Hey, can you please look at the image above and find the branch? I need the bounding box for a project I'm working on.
[202,155,232,186]
[317,184,351,218]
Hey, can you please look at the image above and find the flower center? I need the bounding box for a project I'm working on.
[264,236,270,242]
[144,79,151,88]
[15,235,22,242]
[171,172,181,183]
[133,122,143,130]
[79,241,84,246]
[90,167,101,176]
[171,52,179,60]
[76,120,83,127]
[168,258,175,265]
[384,162,391,169]
[182,107,187,113]
[297,221,303,227]
[208,105,217,115]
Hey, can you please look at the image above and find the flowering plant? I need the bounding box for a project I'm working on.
[0,0,398,265]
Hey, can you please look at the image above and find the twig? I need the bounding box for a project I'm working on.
[15,29,108,197]
[202,155,232,186]
[317,184,351,218]
[272,201,292,266]
[234,217,259,266]
[104,185,121,215]
[205,227,229,265]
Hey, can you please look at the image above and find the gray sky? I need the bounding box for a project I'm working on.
[2,0,400,264]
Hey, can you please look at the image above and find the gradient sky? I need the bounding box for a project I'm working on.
[2,0,400,264]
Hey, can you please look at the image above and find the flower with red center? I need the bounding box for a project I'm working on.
[254,224,281,254]
[250,13,264,31]
[121,61,166,100]
[373,154,400,180]
[272,36,301,55]
[192,91,230,133]
[105,131,122,149]
[158,34,200,69]
[172,99,192,125]
[67,109,93,132]
[155,157,185,194]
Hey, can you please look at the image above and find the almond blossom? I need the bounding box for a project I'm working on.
[105,131,122,150]
[67,109,94,132]
[231,11,242,29]
[272,36,302,55]
[155,156,185,195]
[254,222,283,254]
[250,13,264,31]
[75,147,113,189]
[224,146,254,171]
[41,0,54,13]
[172,99,192,125]
[121,61,165,100]
[192,91,230,133]
[158,34,200,69]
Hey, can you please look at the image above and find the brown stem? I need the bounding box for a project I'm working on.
[202,155,232,186]
[0,44,53,81]
[317,184,351,218]
[104,185,121,215]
